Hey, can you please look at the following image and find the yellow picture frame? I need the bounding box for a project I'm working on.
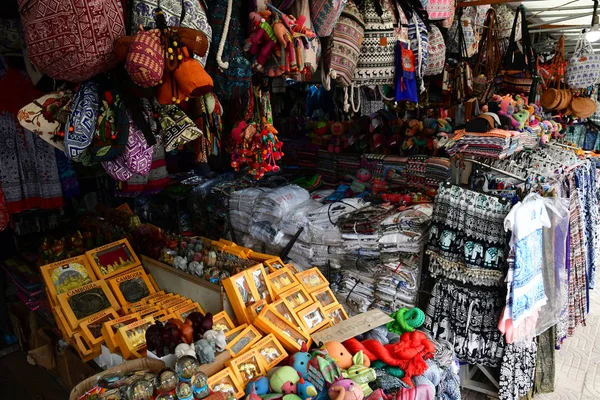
[246,264,273,303]
[278,285,313,312]
[226,324,263,357]
[266,267,299,298]
[222,271,260,325]
[107,266,156,308]
[226,349,268,386]
[57,280,121,330]
[264,257,286,273]
[270,299,305,332]
[40,255,97,300]
[208,367,244,399]
[225,324,248,343]
[254,333,288,370]
[295,268,328,292]
[297,303,330,334]
[174,302,205,322]
[79,308,119,348]
[101,313,141,352]
[326,304,349,325]
[115,316,154,360]
[85,239,141,280]
[212,311,236,333]
[310,287,338,309]
[254,308,311,352]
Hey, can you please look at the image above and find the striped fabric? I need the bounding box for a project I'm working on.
[310,0,348,37]
[126,30,164,88]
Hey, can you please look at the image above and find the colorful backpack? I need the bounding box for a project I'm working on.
[424,24,445,76]
[426,0,455,21]
[407,12,429,91]
[131,0,212,67]
[18,0,125,82]
[310,0,348,37]
[353,0,396,87]
[323,1,365,89]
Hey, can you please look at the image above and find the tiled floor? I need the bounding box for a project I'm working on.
[462,288,600,400]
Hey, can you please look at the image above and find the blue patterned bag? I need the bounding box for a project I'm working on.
[64,81,99,161]
[566,33,600,89]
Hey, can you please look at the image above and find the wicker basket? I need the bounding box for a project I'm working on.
[69,358,166,400]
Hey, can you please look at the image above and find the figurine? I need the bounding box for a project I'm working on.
[194,339,215,364]
[175,343,197,359]
[203,329,227,352]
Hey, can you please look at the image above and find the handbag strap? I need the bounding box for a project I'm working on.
[474,8,500,78]
[504,5,536,75]
[552,35,565,89]
[456,8,469,61]
[574,32,594,57]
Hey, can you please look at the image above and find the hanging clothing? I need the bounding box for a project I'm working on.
[499,193,551,343]
[0,113,63,214]
[498,339,537,400]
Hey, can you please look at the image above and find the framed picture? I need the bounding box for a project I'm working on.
[73,332,101,362]
[254,308,311,352]
[107,266,156,307]
[223,270,260,325]
[85,239,140,280]
[225,324,248,343]
[80,308,119,347]
[295,268,328,292]
[246,264,272,302]
[57,280,120,330]
[271,299,304,332]
[41,256,97,300]
[297,303,330,334]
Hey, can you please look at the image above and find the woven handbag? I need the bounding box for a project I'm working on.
[126,29,164,88]
[18,0,125,82]
[566,33,600,89]
[353,0,396,87]
[310,0,348,37]
[424,25,445,76]
[131,0,212,67]
[64,81,100,160]
[472,8,501,102]
[426,0,455,21]
[322,1,364,88]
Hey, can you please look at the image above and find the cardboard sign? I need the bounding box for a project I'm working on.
[310,309,392,345]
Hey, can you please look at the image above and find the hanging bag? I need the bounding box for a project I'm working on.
[426,0,454,21]
[18,0,125,82]
[310,0,348,37]
[472,8,501,102]
[126,29,164,88]
[64,81,100,160]
[322,1,365,88]
[353,0,396,87]
[424,24,445,76]
[498,5,536,101]
[91,90,130,161]
[454,10,473,102]
[565,33,600,89]
[158,104,203,152]
[407,10,429,92]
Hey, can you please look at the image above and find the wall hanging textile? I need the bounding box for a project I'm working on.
[18,0,125,82]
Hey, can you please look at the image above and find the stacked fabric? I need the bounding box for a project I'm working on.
[317,149,337,187]
[382,156,409,190]
[424,158,452,189]
[446,129,513,159]
[522,126,540,150]
[337,153,362,180]
[378,204,433,253]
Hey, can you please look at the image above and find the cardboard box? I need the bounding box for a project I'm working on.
[225,324,248,344]
[226,324,262,357]
[101,313,141,352]
[264,257,286,273]
[79,308,119,347]
[295,268,328,292]
[115,316,154,360]
[212,311,235,333]
[208,366,244,399]
[40,256,96,300]
[246,300,267,324]
[277,285,313,312]
[160,297,191,311]
[73,332,101,362]
[107,266,156,308]
[254,333,288,370]
[227,349,268,386]
[297,303,331,334]
[270,299,305,332]
[85,239,141,280]
[167,299,196,316]
[56,280,120,330]
[266,267,299,298]
[254,307,311,353]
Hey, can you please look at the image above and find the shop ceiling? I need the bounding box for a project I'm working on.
[458,0,597,54]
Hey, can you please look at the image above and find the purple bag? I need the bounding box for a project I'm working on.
[102,115,153,181]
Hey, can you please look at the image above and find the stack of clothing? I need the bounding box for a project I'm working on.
[378,204,433,253]
[339,205,396,260]
[447,129,513,159]
[407,156,428,188]
[522,126,540,150]
[382,156,409,190]
[337,153,362,180]
[424,158,452,189]
[317,150,337,188]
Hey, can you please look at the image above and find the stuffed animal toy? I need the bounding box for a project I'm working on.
[273,17,296,72]
[342,352,377,396]
[513,110,529,130]
[203,329,227,352]
[175,343,197,359]
[194,339,215,364]
[329,122,345,153]
[305,348,342,400]
[296,378,318,400]
[270,366,301,394]
[324,342,367,370]
[246,12,277,70]
[245,382,263,400]
[290,344,313,377]
[328,379,364,400]
[245,377,270,396]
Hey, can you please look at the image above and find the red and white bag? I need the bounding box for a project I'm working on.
[424,25,445,76]
[427,0,455,21]
[19,0,125,82]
